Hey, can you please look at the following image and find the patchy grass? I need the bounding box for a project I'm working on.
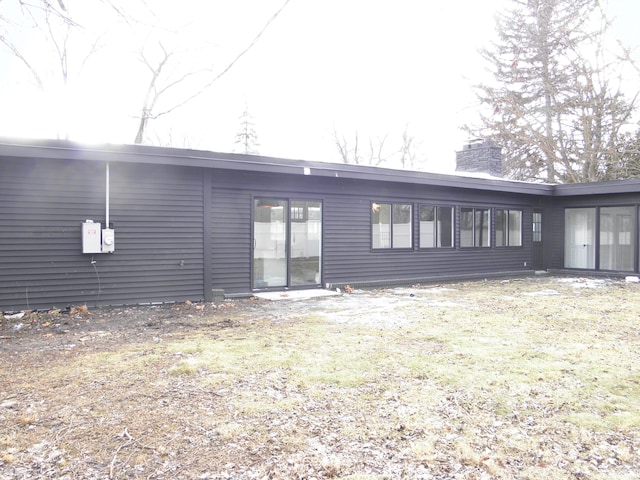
[1,276,640,478]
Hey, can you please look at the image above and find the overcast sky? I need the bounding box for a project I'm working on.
[0,0,638,173]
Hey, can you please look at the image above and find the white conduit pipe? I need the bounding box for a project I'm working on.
[105,162,110,227]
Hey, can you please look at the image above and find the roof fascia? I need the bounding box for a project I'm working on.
[552,179,640,196]
[0,138,554,196]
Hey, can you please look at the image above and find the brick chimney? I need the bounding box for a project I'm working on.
[455,139,503,177]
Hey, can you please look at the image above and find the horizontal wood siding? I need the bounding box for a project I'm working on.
[205,171,541,292]
[6,155,602,309]
[320,178,537,287]
[210,185,252,294]
[548,193,640,271]
[548,207,565,269]
[106,163,204,304]
[0,159,204,310]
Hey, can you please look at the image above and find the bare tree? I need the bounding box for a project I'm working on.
[333,129,392,167]
[1,0,292,144]
[397,125,419,169]
[133,42,213,144]
[467,0,639,183]
[333,125,421,169]
[132,0,292,144]
[603,129,640,179]
[0,1,111,138]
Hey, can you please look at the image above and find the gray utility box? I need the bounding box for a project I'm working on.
[82,220,115,254]
[82,220,102,254]
[102,228,115,253]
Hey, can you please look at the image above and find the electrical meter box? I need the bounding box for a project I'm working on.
[82,220,102,254]
[102,228,115,253]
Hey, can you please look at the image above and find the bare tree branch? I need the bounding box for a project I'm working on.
[0,32,43,88]
[467,0,640,182]
[133,0,292,143]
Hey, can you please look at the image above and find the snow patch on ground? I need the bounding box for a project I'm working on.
[315,288,466,328]
[555,278,610,289]
[523,289,561,296]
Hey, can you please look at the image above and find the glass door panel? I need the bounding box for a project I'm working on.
[564,208,595,269]
[290,201,322,287]
[600,206,634,271]
[253,198,288,288]
[533,210,543,269]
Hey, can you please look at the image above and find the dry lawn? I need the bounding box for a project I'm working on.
[1,276,640,479]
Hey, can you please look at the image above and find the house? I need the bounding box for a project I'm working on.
[1,137,639,311]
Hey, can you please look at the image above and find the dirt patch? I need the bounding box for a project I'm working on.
[1,276,640,479]
[0,301,250,355]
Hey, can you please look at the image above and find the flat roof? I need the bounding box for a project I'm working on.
[1,137,638,197]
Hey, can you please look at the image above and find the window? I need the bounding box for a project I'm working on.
[291,205,306,222]
[533,212,542,242]
[419,205,453,248]
[496,209,522,246]
[372,202,412,249]
[460,207,490,247]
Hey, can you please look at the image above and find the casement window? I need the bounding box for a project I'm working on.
[496,209,522,247]
[372,202,412,249]
[460,207,490,247]
[419,205,453,248]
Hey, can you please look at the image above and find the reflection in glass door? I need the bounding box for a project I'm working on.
[564,208,595,269]
[253,199,288,288]
[253,198,322,289]
[600,206,634,271]
[290,200,322,287]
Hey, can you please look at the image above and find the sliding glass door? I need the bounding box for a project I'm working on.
[290,200,322,286]
[565,206,637,272]
[253,198,322,289]
[600,206,634,271]
[253,198,288,288]
[564,208,595,269]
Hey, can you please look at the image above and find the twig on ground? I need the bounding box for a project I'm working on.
[109,427,134,479]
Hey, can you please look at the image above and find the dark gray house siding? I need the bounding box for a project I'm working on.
[321,181,539,287]
[1,157,105,310]
[1,139,639,311]
[210,182,252,295]
[106,162,205,304]
[0,156,205,310]
[204,170,544,293]
[548,191,640,272]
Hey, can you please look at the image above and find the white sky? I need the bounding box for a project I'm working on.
[0,0,638,173]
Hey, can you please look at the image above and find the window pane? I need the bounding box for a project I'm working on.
[393,204,412,248]
[372,203,391,248]
[533,212,542,242]
[437,207,453,247]
[509,210,522,246]
[290,201,322,286]
[253,198,288,288]
[419,206,435,248]
[564,208,595,269]
[475,209,490,247]
[599,206,634,271]
[495,210,507,247]
[460,208,474,247]
[420,206,453,248]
